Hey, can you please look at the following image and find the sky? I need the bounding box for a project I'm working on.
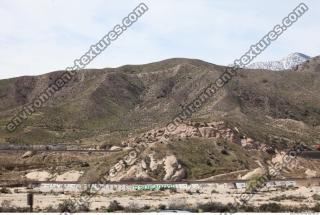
[0,0,319,79]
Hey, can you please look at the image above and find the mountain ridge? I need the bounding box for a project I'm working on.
[245,52,311,71]
[0,55,320,181]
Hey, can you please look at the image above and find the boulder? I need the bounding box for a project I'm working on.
[110,146,122,151]
[21,151,35,158]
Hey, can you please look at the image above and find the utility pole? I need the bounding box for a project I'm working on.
[27,193,34,212]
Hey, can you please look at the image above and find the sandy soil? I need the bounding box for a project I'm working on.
[1,185,319,212]
[55,170,83,181]
[25,171,52,181]
[25,170,83,181]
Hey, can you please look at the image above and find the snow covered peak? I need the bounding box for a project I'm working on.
[245,52,311,71]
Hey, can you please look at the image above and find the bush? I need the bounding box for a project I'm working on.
[107,200,123,212]
[221,149,229,155]
[312,194,320,201]
[0,200,29,212]
[198,202,235,212]
[1,200,12,208]
[238,205,255,212]
[142,205,150,210]
[78,203,90,212]
[100,142,111,150]
[186,190,193,195]
[211,189,219,194]
[313,203,320,212]
[99,206,107,212]
[158,204,166,210]
[168,201,187,211]
[44,205,58,212]
[0,187,11,194]
[270,194,306,202]
[258,203,282,212]
[169,188,177,193]
[57,199,77,213]
[124,202,142,212]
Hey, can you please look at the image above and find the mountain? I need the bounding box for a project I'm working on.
[246,52,311,70]
[0,56,320,182]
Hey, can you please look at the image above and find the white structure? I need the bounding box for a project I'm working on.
[35,180,297,193]
[235,182,247,189]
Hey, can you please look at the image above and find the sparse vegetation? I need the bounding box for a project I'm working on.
[169,187,177,193]
[78,203,90,212]
[0,187,11,194]
[1,200,12,208]
[168,201,189,211]
[0,200,29,212]
[270,194,307,202]
[313,203,320,212]
[44,205,58,212]
[197,202,236,212]
[158,204,166,210]
[107,200,124,212]
[312,194,320,201]
[258,203,282,212]
[186,190,193,195]
[211,189,219,194]
[57,199,76,213]
[169,137,258,179]
[142,205,150,210]
[124,202,142,212]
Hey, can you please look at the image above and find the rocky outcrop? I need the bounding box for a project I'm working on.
[110,120,263,181]
[106,153,186,182]
[163,155,186,181]
[120,121,245,149]
[21,151,35,158]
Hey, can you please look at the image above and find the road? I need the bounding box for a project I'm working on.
[301,151,320,159]
[0,149,120,153]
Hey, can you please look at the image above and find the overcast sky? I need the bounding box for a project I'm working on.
[0,0,319,79]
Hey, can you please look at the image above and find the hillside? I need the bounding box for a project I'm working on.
[0,57,320,181]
